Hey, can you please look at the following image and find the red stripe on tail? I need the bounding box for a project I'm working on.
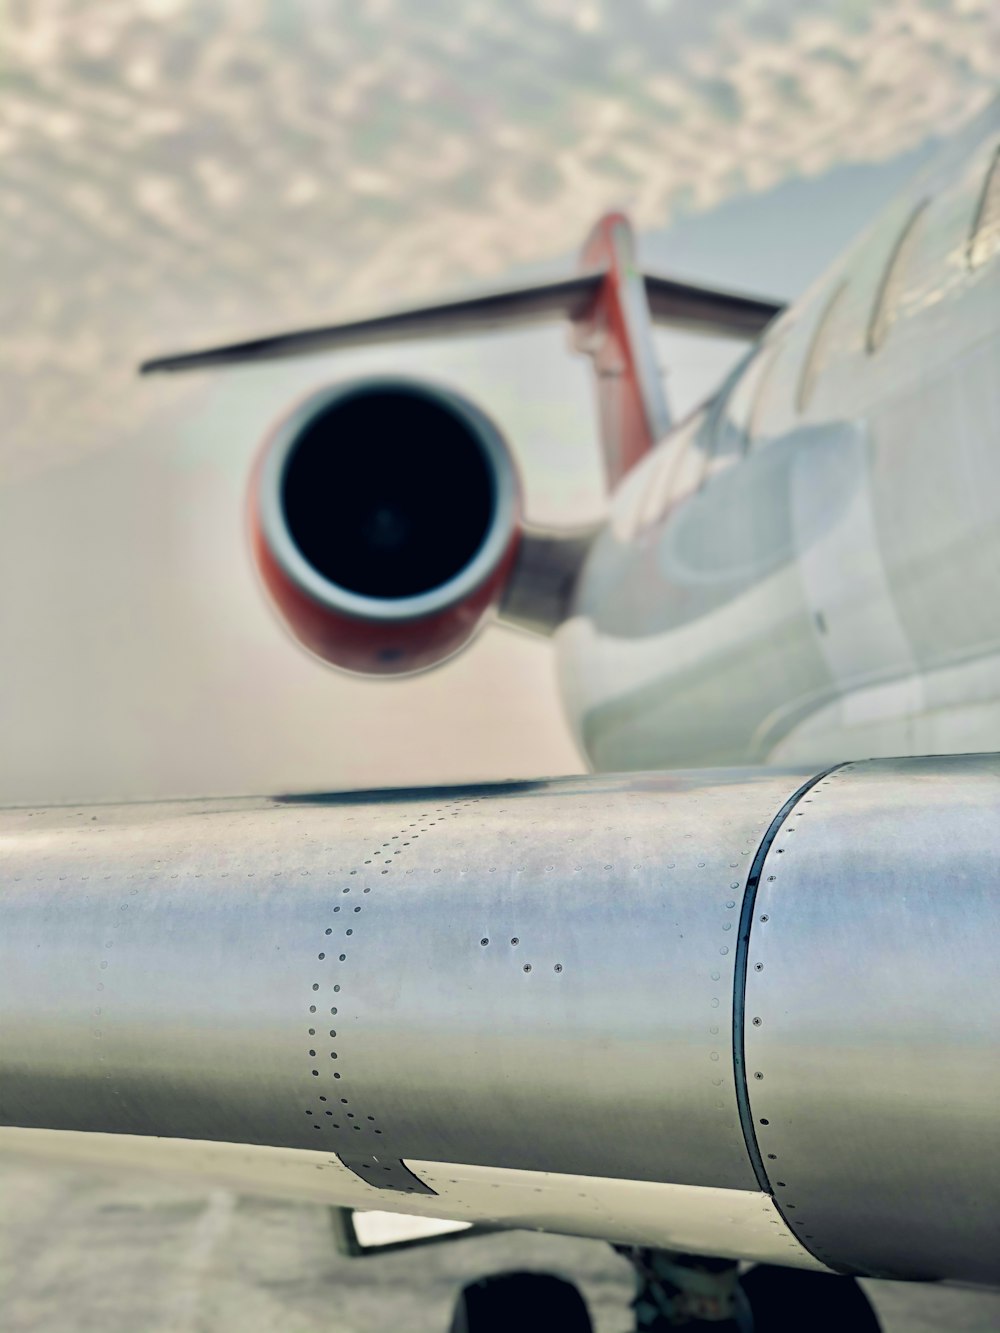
[571,212,671,488]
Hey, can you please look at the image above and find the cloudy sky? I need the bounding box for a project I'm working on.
[4,0,998,475]
[1,0,997,801]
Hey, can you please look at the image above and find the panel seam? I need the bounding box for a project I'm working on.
[731,764,845,1195]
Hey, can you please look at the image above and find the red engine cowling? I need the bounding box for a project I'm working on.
[249,378,522,675]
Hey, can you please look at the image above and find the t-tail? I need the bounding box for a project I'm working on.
[139,213,782,674]
[141,211,780,488]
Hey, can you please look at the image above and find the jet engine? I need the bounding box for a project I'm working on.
[249,378,522,674]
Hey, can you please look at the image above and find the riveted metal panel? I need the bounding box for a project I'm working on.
[743,755,1000,1283]
[0,770,806,1194]
[0,1128,827,1270]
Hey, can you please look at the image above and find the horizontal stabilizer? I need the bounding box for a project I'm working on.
[643,273,782,337]
[139,269,782,375]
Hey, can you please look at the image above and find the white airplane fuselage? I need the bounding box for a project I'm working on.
[561,105,1000,774]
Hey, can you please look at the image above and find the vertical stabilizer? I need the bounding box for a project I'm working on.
[571,212,671,487]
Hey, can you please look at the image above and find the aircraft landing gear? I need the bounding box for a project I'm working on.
[623,1248,882,1332]
[447,1250,882,1332]
[449,1270,594,1332]
[737,1263,881,1332]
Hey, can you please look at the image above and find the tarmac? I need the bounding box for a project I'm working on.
[2,1156,999,1333]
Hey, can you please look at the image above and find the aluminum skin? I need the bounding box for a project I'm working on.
[743,755,1000,1285]
[1,757,997,1281]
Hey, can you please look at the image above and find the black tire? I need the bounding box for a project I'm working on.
[740,1265,880,1332]
[449,1270,594,1333]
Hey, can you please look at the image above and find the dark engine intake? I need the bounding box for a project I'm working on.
[249,378,521,674]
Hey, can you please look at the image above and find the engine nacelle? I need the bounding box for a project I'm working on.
[249,378,521,675]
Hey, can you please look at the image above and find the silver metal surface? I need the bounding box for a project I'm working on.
[5,757,999,1281]
[743,754,1000,1283]
[0,770,806,1195]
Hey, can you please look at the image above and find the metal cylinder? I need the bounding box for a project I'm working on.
[743,754,1000,1284]
[1,757,997,1281]
[0,770,802,1190]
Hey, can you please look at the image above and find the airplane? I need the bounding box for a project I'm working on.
[1,96,998,1332]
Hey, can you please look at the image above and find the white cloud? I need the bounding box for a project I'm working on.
[1,0,996,475]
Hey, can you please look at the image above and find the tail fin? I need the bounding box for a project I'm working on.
[140,213,781,486]
[571,212,670,485]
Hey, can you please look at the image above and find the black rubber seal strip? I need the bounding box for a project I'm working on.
[732,764,844,1192]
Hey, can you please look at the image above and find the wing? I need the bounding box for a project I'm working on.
[139,270,782,375]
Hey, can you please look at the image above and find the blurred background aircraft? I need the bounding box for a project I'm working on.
[3,0,998,806]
